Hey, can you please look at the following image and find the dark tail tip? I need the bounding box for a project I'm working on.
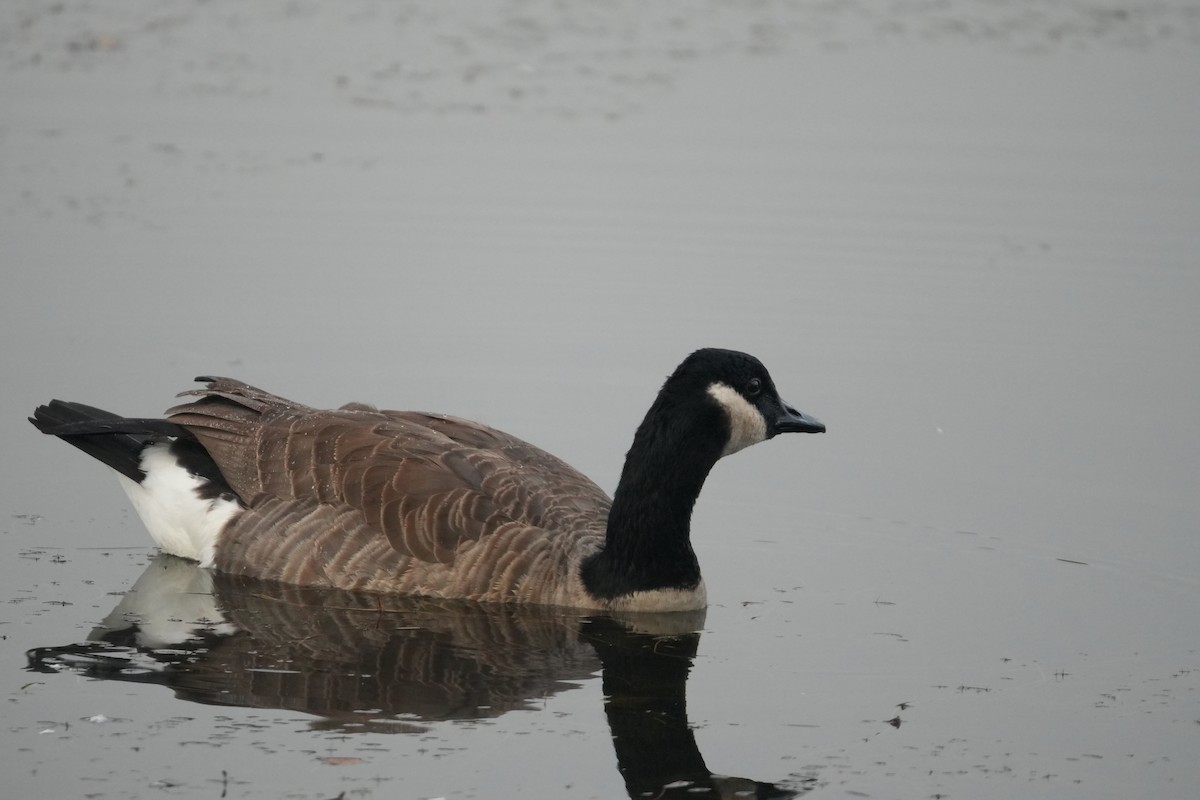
[30,400,123,435]
[29,400,192,484]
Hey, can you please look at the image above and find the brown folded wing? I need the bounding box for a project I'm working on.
[165,378,612,602]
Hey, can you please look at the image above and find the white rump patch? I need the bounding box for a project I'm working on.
[116,443,240,568]
[707,382,768,457]
[95,556,236,646]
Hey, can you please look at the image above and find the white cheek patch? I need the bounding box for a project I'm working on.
[707,382,768,457]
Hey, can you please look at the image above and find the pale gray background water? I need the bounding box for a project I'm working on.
[2,1,1199,798]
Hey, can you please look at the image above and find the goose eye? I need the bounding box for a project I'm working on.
[746,378,762,397]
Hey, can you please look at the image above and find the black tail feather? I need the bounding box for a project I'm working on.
[29,400,188,484]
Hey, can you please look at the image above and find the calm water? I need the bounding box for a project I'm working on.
[2,2,1199,798]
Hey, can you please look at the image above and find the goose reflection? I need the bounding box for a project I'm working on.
[28,555,810,798]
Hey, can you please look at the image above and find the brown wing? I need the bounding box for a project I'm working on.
[376,409,615,538]
[166,378,612,569]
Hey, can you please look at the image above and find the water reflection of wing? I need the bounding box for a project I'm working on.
[32,554,600,731]
[27,554,812,797]
[191,572,602,729]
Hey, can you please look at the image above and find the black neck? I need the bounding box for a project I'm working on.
[581,398,726,600]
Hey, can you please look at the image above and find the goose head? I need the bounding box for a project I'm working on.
[643,348,825,463]
[692,348,825,455]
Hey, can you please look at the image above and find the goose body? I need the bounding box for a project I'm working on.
[30,349,824,612]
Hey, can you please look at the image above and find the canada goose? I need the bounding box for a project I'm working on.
[30,348,824,612]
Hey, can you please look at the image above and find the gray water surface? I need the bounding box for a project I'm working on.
[3,2,1199,798]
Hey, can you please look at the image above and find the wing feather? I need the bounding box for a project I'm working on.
[166,378,612,596]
